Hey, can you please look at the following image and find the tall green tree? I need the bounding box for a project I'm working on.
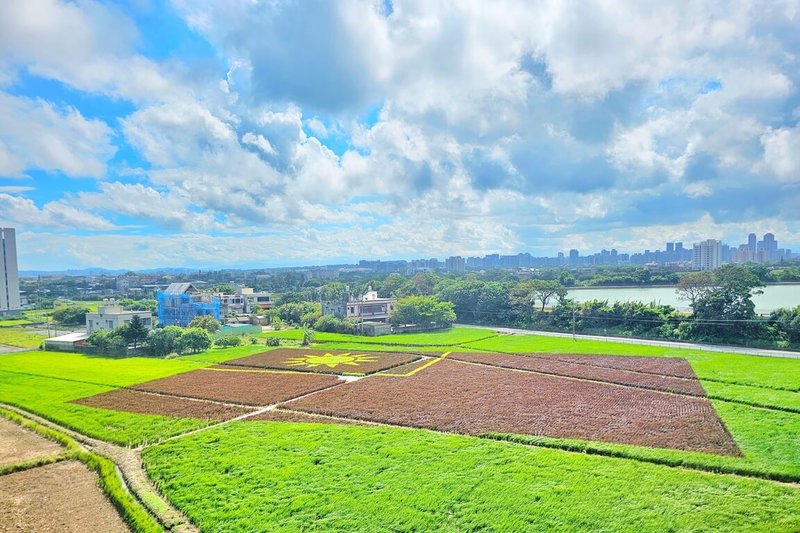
[145,326,184,357]
[676,271,715,310]
[188,315,221,333]
[123,315,149,348]
[52,305,90,326]
[389,296,456,327]
[690,264,765,340]
[177,328,214,354]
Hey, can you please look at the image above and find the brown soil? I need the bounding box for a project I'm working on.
[245,408,371,426]
[131,368,342,406]
[74,389,254,420]
[0,460,129,533]
[287,359,739,455]
[543,353,697,378]
[222,348,420,375]
[447,352,705,396]
[0,417,63,468]
[376,357,436,375]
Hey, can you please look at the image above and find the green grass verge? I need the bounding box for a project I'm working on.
[0,408,163,533]
[261,327,498,346]
[142,421,800,533]
[0,318,33,327]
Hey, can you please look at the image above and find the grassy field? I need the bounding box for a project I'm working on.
[2,327,799,530]
[0,327,45,348]
[143,422,800,532]
[0,346,264,444]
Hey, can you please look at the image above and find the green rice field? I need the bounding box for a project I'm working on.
[1,327,798,531]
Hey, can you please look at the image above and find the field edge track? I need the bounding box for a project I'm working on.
[0,402,198,533]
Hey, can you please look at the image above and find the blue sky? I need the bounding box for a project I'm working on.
[1,0,800,270]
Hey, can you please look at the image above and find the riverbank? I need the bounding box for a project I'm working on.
[566,284,800,313]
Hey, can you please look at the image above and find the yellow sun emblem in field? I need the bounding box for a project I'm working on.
[285,352,378,369]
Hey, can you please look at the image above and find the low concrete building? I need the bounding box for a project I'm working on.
[323,290,396,323]
[86,302,153,334]
[218,287,273,314]
[44,332,89,352]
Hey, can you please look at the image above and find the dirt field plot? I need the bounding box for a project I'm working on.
[447,352,705,395]
[376,357,436,376]
[0,417,63,468]
[0,461,128,533]
[222,348,420,375]
[74,389,254,420]
[131,367,342,406]
[287,360,739,455]
[546,354,697,378]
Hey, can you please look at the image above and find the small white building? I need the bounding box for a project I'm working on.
[218,287,273,314]
[86,302,153,334]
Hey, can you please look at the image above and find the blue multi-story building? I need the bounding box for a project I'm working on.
[157,283,220,327]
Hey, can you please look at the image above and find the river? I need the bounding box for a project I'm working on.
[567,284,800,313]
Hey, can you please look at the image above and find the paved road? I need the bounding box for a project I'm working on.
[0,344,30,355]
[456,324,800,360]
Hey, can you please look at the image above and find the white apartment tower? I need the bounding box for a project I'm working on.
[0,228,22,314]
[692,239,722,271]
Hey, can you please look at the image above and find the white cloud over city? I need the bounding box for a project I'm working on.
[1,0,799,269]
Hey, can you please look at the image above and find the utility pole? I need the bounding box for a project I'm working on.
[572,308,577,341]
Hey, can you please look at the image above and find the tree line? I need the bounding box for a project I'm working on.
[271,266,798,349]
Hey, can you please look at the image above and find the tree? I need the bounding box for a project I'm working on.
[52,305,90,326]
[207,283,236,294]
[145,326,184,357]
[676,271,715,310]
[86,328,127,356]
[532,280,568,312]
[510,280,567,317]
[769,306,800,345]
[188,315,221,333]
[301,325,315,346]
[86,329,111,352]
[689,264,765,340]
[215,335,242,347]
[123,315,149,349]
[380,274,407,298]
[436,279,483,322]
[177,328,214,354]
[389,296,456,327]
[477,282,512,324]
[276,302,319,325]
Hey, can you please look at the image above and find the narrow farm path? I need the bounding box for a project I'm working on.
[158,375,353,444]
[0,403,198,533]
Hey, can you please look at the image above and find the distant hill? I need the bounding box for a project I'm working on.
[19,267,199,277]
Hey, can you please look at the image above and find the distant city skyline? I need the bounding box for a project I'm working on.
[12,229,797,275]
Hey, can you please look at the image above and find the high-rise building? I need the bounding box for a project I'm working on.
[445,256,466,274]
[568,249,579,265]
[692,239,722,271]
[0,227,21,315]
[763,233,778,262]
[748,233,757,257]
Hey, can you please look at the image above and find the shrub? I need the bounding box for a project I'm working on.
[313,314,356,334]
[266,337,280,346]
[145,326,184,357]
[177,328,214,354]
[215,336,243,347]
